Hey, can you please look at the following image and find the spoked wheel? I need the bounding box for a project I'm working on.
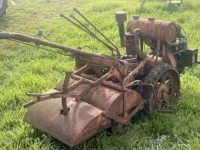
[143,63,180,114]
[0,0,7,17]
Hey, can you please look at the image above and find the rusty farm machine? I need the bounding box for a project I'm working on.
[0,9,198,147]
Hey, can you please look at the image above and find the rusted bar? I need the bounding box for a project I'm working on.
[123,92,128,118]
[128,101,144,120]
[0,31,109,59]
[61,72,72,115]
[24,92,69,108]
[103,81,127,92]
[71,74,95,85]
[104,112,128,125]
[61,98,68,115]
[73,8,119,53]
[76,73,127,92]
[71,67,112,86]
[67,14,119,54]
[24,78,85,108]
[123,59,147,86]
[73,64,89,76]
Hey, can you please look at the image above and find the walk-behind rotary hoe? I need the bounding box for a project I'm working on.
[0,9,198,147]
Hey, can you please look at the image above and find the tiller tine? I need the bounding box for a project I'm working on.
[24,90,109,147]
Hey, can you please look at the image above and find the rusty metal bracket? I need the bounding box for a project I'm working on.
[24,91,68,108]
[104,112,129,125]
[128,101,144,120]
[123,59,147,87]
[71,64,115,86]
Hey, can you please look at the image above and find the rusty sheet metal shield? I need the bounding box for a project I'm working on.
[24,90,107,147]
[84,85,142,114]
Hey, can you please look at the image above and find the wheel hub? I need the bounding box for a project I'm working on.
[157,84,169,102]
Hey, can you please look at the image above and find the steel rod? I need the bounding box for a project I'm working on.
[73,8,120,54]
[0,31,108,59]
[69,14,118,54]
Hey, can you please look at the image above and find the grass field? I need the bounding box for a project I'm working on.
[0,0,200,149]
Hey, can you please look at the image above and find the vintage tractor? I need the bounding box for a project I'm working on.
[0,9,198,147]
[0,0,7,17]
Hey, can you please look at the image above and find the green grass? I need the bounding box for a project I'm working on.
[0,0,200,149]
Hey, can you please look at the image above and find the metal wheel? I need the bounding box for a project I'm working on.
[142,63,180,114]
[0,0,7,17]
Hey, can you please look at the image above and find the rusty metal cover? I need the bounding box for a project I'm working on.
[127,18,178,43]
[24,90,108,147]
[84,85,142,115]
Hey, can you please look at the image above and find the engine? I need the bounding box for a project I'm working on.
[115,11,198,73]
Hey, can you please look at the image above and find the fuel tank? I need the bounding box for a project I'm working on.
[127,17,179,43]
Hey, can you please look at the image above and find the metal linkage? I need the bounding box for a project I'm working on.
[73,8,119,52]
[60,8,120,55]
[60,14,118,55]
[24,63,114,108]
